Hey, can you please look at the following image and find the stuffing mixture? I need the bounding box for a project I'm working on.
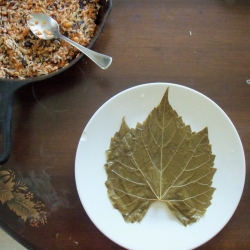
[0,0,100,79]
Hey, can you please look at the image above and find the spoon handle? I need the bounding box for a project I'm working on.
[59,34,112,70]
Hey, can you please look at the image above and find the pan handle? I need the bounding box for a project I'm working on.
[0,83,16,165]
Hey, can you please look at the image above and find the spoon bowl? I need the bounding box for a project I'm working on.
[28,13,112,69]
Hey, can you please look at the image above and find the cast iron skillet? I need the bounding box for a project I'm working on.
[0,0,112,165]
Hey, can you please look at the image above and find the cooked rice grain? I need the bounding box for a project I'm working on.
[0,0,100,79]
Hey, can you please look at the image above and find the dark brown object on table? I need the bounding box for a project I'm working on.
[0,0,250,249]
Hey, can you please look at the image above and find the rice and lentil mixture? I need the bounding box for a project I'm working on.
[0,0,101,79]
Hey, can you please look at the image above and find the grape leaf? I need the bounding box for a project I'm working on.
[105,88,216,226]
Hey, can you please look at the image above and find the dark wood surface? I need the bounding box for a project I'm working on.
[0,0,250,249]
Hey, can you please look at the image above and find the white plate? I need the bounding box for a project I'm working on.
[75,83,245,250]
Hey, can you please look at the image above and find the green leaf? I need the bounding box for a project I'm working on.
[105,88,216,226]
[0,181,14,204]
[6,192,39,221]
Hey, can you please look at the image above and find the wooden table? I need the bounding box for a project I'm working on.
[0,0,250,249]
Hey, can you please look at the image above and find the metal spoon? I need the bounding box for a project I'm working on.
[28,13,112,70]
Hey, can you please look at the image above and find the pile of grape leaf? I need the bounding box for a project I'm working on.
[105,87,216,226]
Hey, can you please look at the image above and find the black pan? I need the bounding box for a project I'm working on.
[0,0,112,164]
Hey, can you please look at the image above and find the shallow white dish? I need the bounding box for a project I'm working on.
[75,82,245,250]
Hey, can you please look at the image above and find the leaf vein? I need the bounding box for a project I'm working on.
[162,133,206,198]
[171,170,215,188]
[184,157,212,172]
[168,189,213,202]
[110,169,147,186]
[123,135,160,199]
[110,185,157,201]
